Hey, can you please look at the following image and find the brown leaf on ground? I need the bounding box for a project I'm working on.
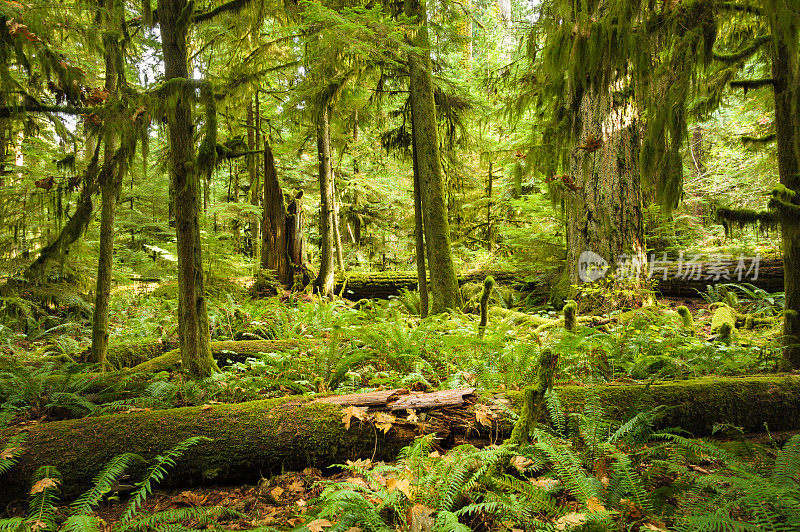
[341,406,368,429]
[306,518,332,532]
[30,477,59,494]
[0,447,19,460]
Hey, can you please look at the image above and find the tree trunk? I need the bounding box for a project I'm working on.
[159,0,218,378]
[768,12,800,369]
[89,14,125,370]
[261,142,291,285]
[406,0,462,313]
[333,180,345,271]
[410,100,429,318]
[250,94,261,260]
[287,191,305,283]
[314,105,335,297]
[565,87,646,291]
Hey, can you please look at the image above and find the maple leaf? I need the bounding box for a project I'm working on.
[586,496,606,513]
[405,409,419,423]
[30,477,59,495]
[269,486,284,501]
[509,455,533,472]
[29,520,48,531]
[475,405,495,427]
[374,412,396,434]
[386,477,413,500]
[341,406,368,429]
[554,512,587,531]
[345,458,372,469]
[1,447,19,460]
[306,518,333,532]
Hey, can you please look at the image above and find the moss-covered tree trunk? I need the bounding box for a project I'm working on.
[406,0,462,313]
[410,100,429,318]
[315,104,335,298]
[565,87,645,289]
[768,11,800,369]
[159,0,218,378]
[90,3,125,369]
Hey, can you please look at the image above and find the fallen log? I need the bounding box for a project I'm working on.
[128,339,315,373]
[3,375,799,507]
[331,258,784,301]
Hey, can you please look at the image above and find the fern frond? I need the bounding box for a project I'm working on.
[72,453,143,515]
[27,466,61,532]
[544,389,565,436]
[0,517,27,531]
[608,406,665,444]
[114,506,241,532]
[62,515,101,532]
[773,434,800,487]
[119,437,211,524]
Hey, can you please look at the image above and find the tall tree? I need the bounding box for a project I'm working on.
[158,0,218,377]
[314,103,335,297]
[90,0,127,369]
[406,0,462,313]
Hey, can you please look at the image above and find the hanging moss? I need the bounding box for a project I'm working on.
[715,206,778,236]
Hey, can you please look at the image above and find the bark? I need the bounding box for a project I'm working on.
[406,0,462,314]
[287,191,305,280]
[90,7,125,370]
[314,105,335,298]
[565,87,645,289]
[250,93,261,259]
[5,376,800,505]
[159,0,218,378]
[333,181,345,271]
[261,142,290,285]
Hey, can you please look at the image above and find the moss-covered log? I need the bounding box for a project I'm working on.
[129,340,314,373]
[0,396,413,507]
[4,375,800,506]
[331,258,785,302]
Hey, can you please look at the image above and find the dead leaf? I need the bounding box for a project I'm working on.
[586,496,606,513]
[29,520,48,531]
[0,447,19,460]
[346,458,372,469]
[510,455,533,472]
[269,486,284,501]
[345,476,367,487]
[307,519,333,532]
[406,409,419,423]
[530,477,559,491]
[642,523,668,531]
[475,405,495,427]
[386,477,413,500]
[554,512,587,531]
[341,406,368,429]
[374,412,396,434]
[201,404,213,411]
[288,478,304,492]
[30,477,59,495]
[296,498,306,507]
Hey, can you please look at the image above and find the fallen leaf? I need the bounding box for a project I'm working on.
[406,409,419,423]
[201,404,213,411]
[269,486,284,500]
[530,477,559,491]
[586,496,606,513]
[307,518,333,532]
[510,455,533,472]
[642,523,668,531]
[0,447,19,460]
[341,406,368,429]
[30,477,59,495]
[554,512,587,531]
[346,458,372,469]
[344,476,367,487]
[296,498,306,507]
[475,405,495,427]
[29,520,48,531]
[386,477,413,500]
[288,478,304,492]
[374,412,396,434]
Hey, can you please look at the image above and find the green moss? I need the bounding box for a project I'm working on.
[563,300,577,332]
[478,276,494,338]
[710,304,737,334]
[676,306,694,332]
[106,339,174,369]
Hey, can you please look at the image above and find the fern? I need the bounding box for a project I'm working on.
[772,433,800,487]
[119,436,211,523]
[115,507,242,532]
[62,515,101,532]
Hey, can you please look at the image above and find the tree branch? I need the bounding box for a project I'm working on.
[192,0,249,24]
[730,78,775,90]
[0,103,85,118]
[713,35,771,63]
